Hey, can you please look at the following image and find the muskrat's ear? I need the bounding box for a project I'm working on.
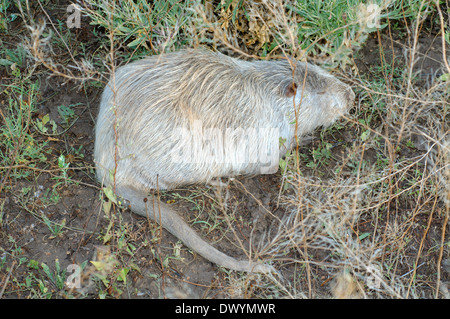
[283,82,297,98]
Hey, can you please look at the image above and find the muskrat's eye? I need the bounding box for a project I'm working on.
[284,82,298,97]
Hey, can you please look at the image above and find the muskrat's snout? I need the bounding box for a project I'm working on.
[344,87,356,110]
[321,74,355,115]
[333,81,355,114]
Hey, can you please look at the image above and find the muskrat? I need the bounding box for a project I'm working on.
[94,49,355,273]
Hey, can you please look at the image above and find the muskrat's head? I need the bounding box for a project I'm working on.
[278,61,355,132]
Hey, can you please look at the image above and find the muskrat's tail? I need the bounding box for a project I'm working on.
[115,185,273,273]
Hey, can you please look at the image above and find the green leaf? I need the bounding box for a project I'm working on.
[103,185,117,204]
[117,25,132,33]
[359,232,370,240]
[90,260,107,271]
[42,114,49,126]
[58,154,67,169]
[361,130,370,142]
[27,259,40,270]
[41,262,54,282]
[438,73,449,82]
[0,58,13,66]
[116,268,129,283]
[279,157,287,173]
[127,37,143,48]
